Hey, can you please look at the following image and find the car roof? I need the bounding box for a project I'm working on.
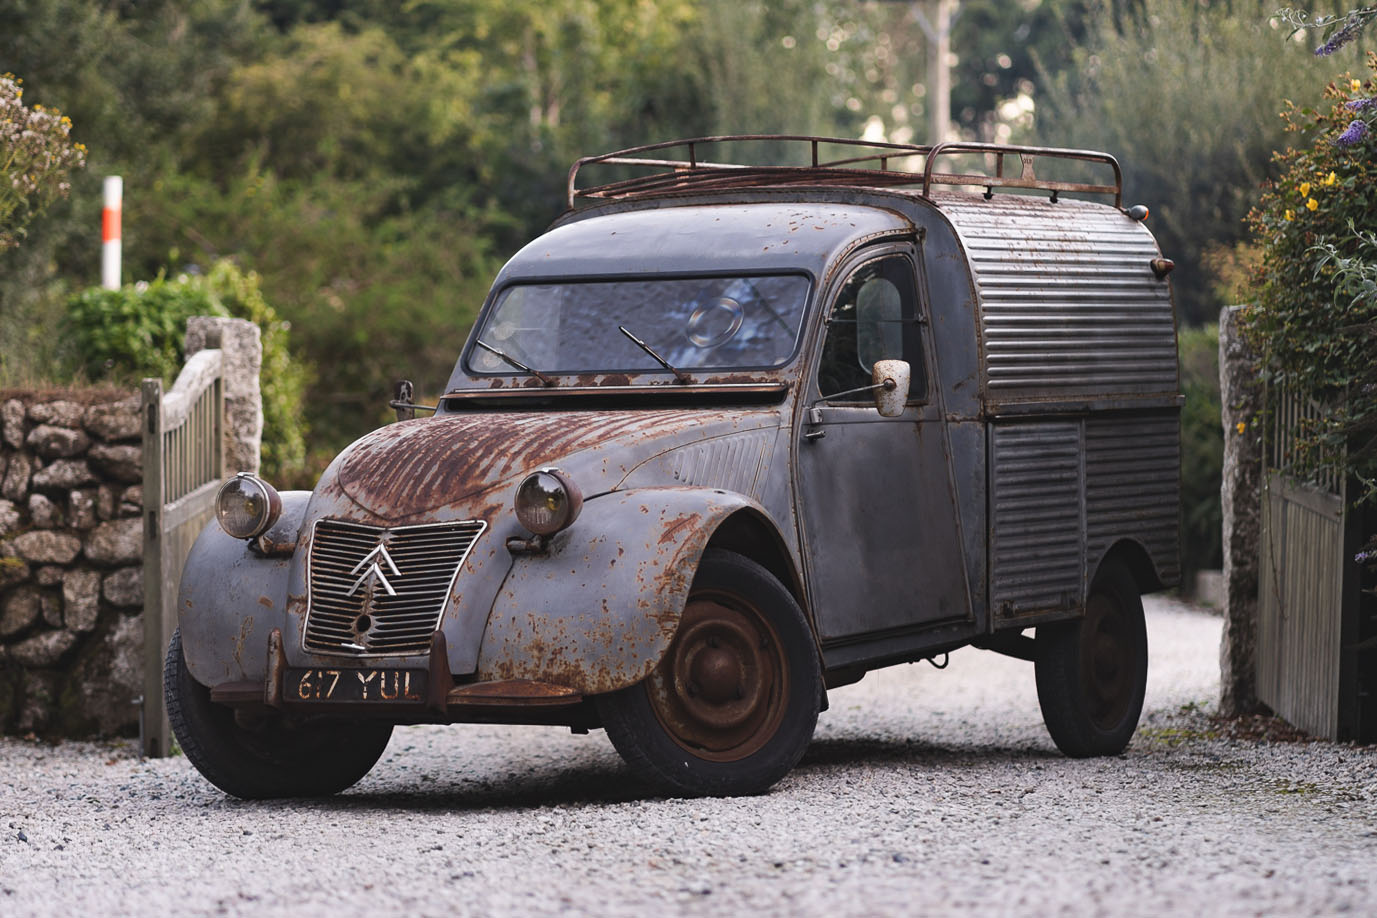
[494,202,915,283]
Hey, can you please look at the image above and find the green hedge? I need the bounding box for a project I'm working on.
[63,261,310,483]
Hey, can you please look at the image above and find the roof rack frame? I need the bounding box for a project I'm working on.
[567,135,1123,210]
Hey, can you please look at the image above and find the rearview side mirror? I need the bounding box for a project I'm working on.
[872,359,910,417]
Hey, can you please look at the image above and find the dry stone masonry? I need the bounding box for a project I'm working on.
[1,390,146,737]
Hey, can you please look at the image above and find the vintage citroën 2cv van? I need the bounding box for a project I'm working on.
[169,138,1181,798]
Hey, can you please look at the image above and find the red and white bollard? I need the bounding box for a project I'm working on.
[101,175,122,290]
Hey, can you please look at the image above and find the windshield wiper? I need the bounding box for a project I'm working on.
[618,326,691,384]
[474,339,556,387]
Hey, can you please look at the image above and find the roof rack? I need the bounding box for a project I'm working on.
[567,135,1123,210]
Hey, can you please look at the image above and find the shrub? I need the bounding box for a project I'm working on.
[63,261,310,483]
[0,73,85,249]
[1179,324,1224,584]
[1243,53,1377,503]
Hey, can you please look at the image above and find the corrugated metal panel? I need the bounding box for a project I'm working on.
[989,421,1084,618]
[1084,413,1181,586]
[937,195,1176,402]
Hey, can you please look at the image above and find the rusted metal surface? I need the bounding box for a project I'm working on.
[566,135,1123,210]
[173,143,1185,746]
[476,488,771,694]
[645,595,787,762]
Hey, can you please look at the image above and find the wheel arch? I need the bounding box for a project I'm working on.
[1092,537,1162,595]
[704,507,806,611]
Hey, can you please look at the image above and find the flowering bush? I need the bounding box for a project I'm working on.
[1244,52,1377,503]
[0,73,85,249]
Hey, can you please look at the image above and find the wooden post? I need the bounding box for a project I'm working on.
[141,377,169,757]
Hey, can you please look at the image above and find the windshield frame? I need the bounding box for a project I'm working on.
[460,269,819,384]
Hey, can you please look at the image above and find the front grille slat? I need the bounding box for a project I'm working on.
[303,518,488,656]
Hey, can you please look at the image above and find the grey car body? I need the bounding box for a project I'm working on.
[172,139,1180,796]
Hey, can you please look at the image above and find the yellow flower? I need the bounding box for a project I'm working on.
[1299,181,1311,196]
[1284,209,1295,221]
[1307,197,1319,211]
[1323,171,1337,186]
[1353,79,1363,92]
[1236,421,1247,435]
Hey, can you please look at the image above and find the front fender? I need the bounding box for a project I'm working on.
[475,487,770,694]
[177,491,311,687]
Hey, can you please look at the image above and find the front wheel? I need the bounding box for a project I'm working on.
[597,549,822,796]
[165,629,393,799]
[1034,561,1148,757]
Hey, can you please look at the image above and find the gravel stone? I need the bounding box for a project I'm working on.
[0,598,1373,918]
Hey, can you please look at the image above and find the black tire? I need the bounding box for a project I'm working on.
[1035,561,1148,757]
[596,549,822,797]
[164,629,393,799]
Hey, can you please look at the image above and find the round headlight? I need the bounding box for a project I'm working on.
[216,473,283,540]
[514,468,583,536]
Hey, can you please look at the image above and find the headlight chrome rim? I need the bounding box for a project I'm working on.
[216,473,283,541]
[513,468,583,536]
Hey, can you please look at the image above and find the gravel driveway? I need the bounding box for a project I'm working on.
[3,596,1374,917]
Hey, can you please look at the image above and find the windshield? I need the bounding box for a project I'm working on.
[467,274,812,377]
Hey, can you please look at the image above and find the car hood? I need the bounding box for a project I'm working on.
[311,408,782,525]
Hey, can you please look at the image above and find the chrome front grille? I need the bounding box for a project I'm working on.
[304,518,486,656]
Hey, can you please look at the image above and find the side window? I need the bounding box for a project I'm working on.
[817,254,927,401]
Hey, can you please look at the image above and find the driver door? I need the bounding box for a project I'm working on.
[795,244,972,643]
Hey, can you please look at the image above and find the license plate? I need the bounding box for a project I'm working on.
[286,667,428,704]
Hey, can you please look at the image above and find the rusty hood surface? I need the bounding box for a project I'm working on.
[318,408,783,525]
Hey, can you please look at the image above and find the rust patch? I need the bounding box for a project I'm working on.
[449,679,578,700]
[658,512,702,546]
[257,596,273,609]
[334,410,707,520]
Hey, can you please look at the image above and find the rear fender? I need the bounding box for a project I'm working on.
[475,487,780,694]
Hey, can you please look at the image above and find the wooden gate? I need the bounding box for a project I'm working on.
[1258,389,1373,741]
[140,347,225,757]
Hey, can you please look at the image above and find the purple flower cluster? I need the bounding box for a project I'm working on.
[1347,97,1377,112]
[1315,19,1361,56]
[1335,118,1371,145]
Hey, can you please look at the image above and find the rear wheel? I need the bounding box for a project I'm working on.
[597,549,822,796]
[165,629,393,799]
[1034,561,1148,757]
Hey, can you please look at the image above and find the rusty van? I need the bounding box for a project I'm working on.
[168,137,1181,798]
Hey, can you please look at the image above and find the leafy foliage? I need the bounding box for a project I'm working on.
[0,73,85,248]
[1178,324,1224,580]
[1244,54,1377,502]
[62,262,310,483]
[1032,0,1335,325]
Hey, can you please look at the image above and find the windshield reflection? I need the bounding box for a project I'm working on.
[468,275,811,376]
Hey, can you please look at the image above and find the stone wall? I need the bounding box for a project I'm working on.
[0,390,145,736]
[1218,305,1265,716]
[1,316,263,739]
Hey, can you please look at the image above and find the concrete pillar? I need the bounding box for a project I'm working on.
[184,316,262,476]
[1218,305,1265,715]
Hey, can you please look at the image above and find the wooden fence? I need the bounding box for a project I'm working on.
[140,347,225,757]
[1258,389,1374,742]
